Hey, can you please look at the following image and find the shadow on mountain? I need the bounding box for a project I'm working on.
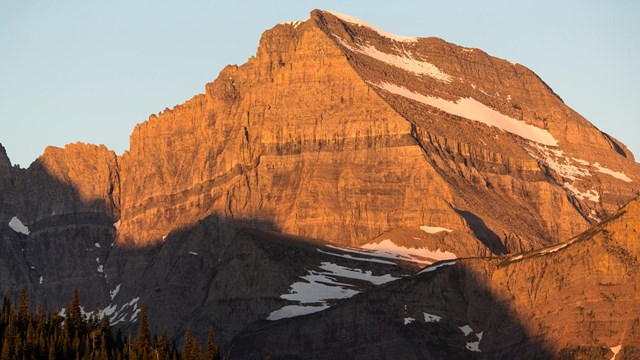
[455,209,508,255]
[3,154,555,358]
[226,259,556,359]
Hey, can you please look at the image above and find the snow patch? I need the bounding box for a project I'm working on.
[404,317,416,325]
[280,19,307,28]
[526,144,632,183]
[188,251,198,256]
[281,273,359,304]
[460,325,483,352]
[334,37,451,82]
[326,10,417,42]
[39,276,43,285]
[108,297,140,325]
[563,182,600,202]
[526,145,591,181]
[318,262,399,285]
[8,216,30,235]
[270,261,399,321]
[327,244,423,264]
[419,225,453,234]
[101,303,117,318]
[267,304,329,321]
[466,332,483,352]
[594,163,632,182]
[317,249,397,265]
[423,312,442,322]
[376,82,557,145]
[361,239,456,265]
[94,242,101,248]
[418,261,456,274]
[459,325,473,336]
[610,345,622,360]
[97,265,104,273]
[110,284,121,300]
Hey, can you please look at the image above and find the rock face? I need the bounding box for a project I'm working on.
[0,8,639,355]
[113,10,639,254]
[229,198,640,359]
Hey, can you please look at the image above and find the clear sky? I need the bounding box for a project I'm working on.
[1,1,638,167]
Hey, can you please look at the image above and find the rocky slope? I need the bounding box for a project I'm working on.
[229,197,640,359]
[1,8,639,355]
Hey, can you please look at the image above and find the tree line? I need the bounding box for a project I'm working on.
[0,288,220,360]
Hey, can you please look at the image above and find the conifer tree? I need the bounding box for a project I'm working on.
[17,288,30,331]
[68,288,84,335]
[138,303,151,352]
[205,327,219,360]
[157,328,170,360]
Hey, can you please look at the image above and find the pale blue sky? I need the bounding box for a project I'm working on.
[1,1,638,167]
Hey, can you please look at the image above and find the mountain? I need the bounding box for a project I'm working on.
[0,9,639,355]
[229,196,640,359]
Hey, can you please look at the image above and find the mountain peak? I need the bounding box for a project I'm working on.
[314,9,419,43]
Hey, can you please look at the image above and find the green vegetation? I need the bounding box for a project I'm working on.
[0,289,220,360]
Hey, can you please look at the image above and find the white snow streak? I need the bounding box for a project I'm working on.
[563,182,600,202]
[418,261,456,274]
[423,312,442,322]
[419,226,453,234]
[460,325,483,352]
[316,249,397,265]
[376,82,558,145]
[466,331,483,352]
[318,262,399,285]
[361,239,456,265]
[110,284,121,300]
[280,274,359,304]
[526,144,632,183]
[404,317,416,325]
[269,261,399,321]
[459,325,473,336]
[8,217,30,235]
[266,304,329,321]
[333,37,451,82]
[280,19,307,28]
[610,345,622,360]
[594,163,632,182]
[326,10,417,42]
[109,297,140,325]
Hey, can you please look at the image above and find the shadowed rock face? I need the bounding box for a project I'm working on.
[0,8,639,356]
[228,198,640,360]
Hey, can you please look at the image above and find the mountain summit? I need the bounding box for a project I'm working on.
[1,9,639,357]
